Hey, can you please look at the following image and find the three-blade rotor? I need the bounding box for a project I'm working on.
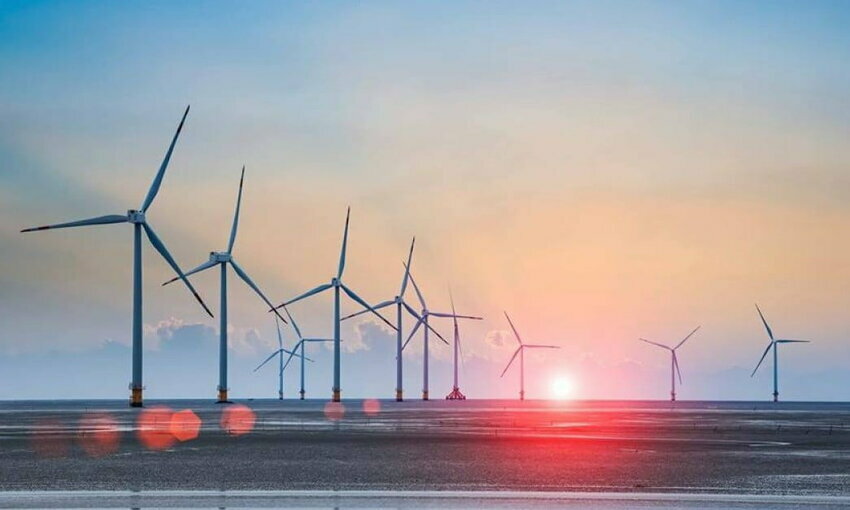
[500,312,560,377]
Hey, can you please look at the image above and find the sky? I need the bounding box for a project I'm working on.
[1,1,850,401]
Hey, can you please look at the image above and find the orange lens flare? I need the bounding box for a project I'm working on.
[170,409,202,442]
[77,412,120,457]
[220,404,256,436]
[362,399,381,416]
[324,401,345,421]
[137,406,176,451]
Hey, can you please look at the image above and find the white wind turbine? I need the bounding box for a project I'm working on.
[751,304,810,402]
[402,269,482,400]
[254,316,310,399]
[271,208,396,402]
[638,326,700,401]
[500,312,560,400]
[163,166,287,403]
[21,106,212,407]
[340,238,429,401]
[445,289,481,400]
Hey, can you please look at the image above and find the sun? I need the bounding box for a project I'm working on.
[550,375,575,400]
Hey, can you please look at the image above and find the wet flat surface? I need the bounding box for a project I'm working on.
[0,399,849,498]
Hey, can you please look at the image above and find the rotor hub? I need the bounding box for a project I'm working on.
[127,210,146,224]
[210,251,231,263]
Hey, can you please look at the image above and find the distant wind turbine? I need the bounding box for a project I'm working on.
[638,326,700,401]
[341,238,427,401]
[275,305,333,399]
[751,304,810,402]
[500,312,560,400]
[163,166,287,403]
[20,106,212,408]
[271,208,396,402]
[254,316,310,399]
[402,270,482,400]
[446,289,481,400]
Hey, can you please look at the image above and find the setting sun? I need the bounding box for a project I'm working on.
[550,376,576,400]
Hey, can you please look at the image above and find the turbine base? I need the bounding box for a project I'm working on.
[422,390,429,401]
[130,387,143,408]
[396,389,403,402]
[671,392,676,402]
[773,392,779,403]
[332,389,341,402]
[217,389,231,404]
[519,390,525,401]
[445,387,466,400]
[300,390,305,400]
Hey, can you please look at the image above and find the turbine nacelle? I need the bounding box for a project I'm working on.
[127,210,146,224]
[209,251,231,263]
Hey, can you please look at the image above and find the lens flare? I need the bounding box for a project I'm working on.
[550,375,575,400]
[137,406,176,451]
[170,409,202,442]
[362,399,381,416]
[324,401,345,421]
[77,412,120,457]
[220,404,256,436]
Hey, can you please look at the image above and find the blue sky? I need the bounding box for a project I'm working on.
[2,1,850,401]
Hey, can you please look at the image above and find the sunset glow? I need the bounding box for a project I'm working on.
[550,376,575,400]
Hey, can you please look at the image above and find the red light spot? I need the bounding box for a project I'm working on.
[30,418,70,458]
[137,406,176,451]
[170,409,202,442]
[324,401,345,421]
[220,404,256,436]
[77,413,120,457]
[362,399,381,416]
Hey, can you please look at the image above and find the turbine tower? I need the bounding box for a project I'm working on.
[751,304,810,402]
[500,312,559,400]
[271,208,396,402]
[254,316,310,399]
[446,289,480,400]
[638,326,700,401]
[402,269,482,400]
[163,167,287,403]
[340,238,427,401]
[21,106,212,408]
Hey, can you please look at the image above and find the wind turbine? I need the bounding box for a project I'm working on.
[276,304,333,399]
[446,289,481,400]
[751,304,810,402]
[638,326,700,401]
[20,106,212,408]
[271,208,396,402]
[340,238,428,401]
[500,312,559,401]
[253,316,310,399]
[401,269,482,400]
[162,166,287,403]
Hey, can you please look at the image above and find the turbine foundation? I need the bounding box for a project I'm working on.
[217,388,230,403]
[773,392,779,403]
[519,390,525,401]
[445,387,466,400]
[332,389,341,402]
[130,387,143,408]
[422,390,429,401]
[671,392,676,402]
[396,389,403,402]
[299,390,305,400]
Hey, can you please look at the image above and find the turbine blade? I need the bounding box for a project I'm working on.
[337,207,350,279]
[143,222,213,318]
[755,304,774,341]
[275,316,284,349]
[430,312,483,320]
[340,299,394,321]
[402,301,423,322]
[21,214,127,232]
[340,284,397,331]
[674,325,700,350]
[162,259,217,286]
[500,348,521,378]
[524,344,560,349]
[254,349,282,372]
[402,317,424,350]
[230,259,287,323]
[751,342,773,377]
[140,105,190,212]
[404,263,427,310]
[281,347,312,362]
[673,352,683,385]
[399,237,415,296]
[226,166,245,254]
[423,320,449,345]
[776,339,810,343]
[639,338,672,350]
[503,311,523,345]
[303,338,335,342]
[275,282,333,310]
[281,304,302,340]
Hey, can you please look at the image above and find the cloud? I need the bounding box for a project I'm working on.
[485,329,511,348]
[349,318,394,353]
